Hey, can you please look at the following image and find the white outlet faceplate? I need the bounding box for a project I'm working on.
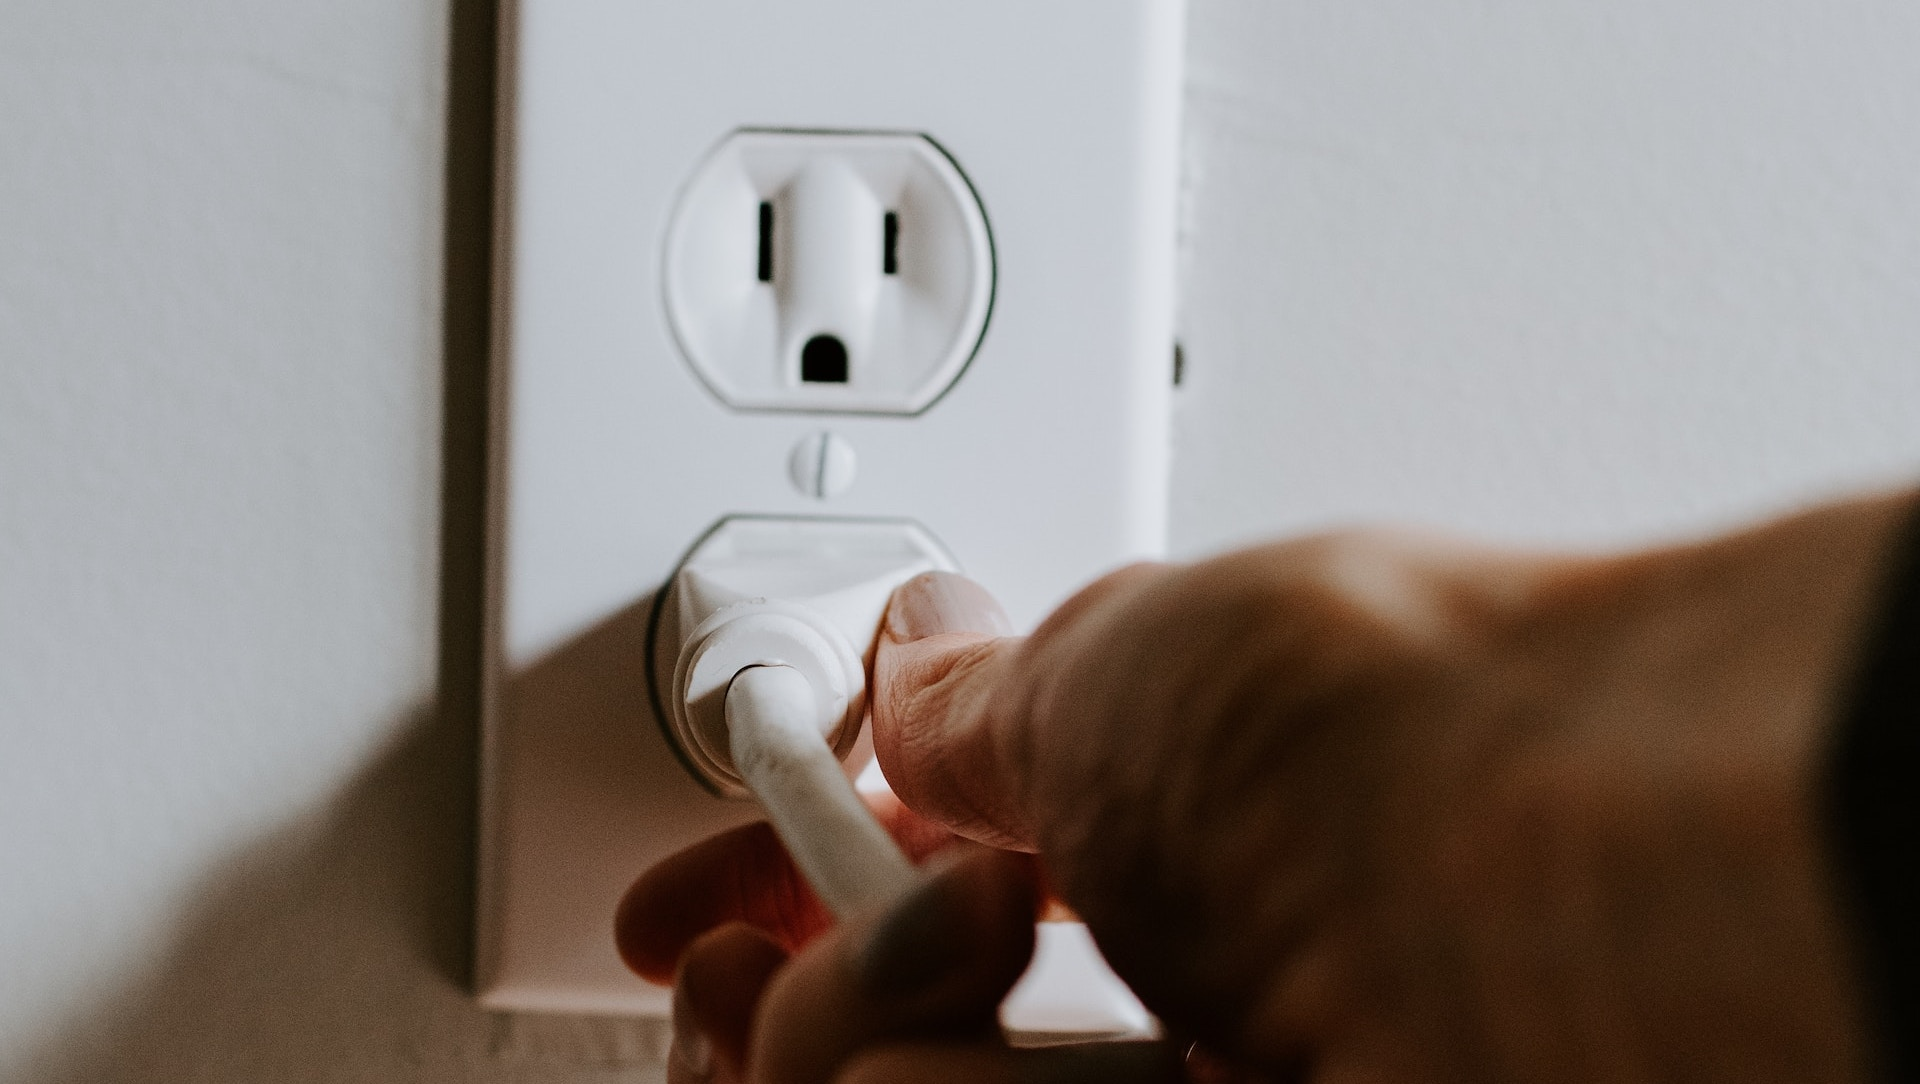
[480,0,1184,1024]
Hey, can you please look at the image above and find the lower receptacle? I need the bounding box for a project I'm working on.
[478,516,1153,1036]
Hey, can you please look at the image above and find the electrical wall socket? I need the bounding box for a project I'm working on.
[665,130,994,414]
[479,0,1184,1024]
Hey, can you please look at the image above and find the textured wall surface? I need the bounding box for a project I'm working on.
[0,2,671,1081]
[3,1,1918,1080]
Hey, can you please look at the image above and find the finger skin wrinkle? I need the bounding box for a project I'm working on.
[880,635,1035,850]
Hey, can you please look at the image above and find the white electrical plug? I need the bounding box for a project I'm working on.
[651,516,957,796]
[654,518,948,916]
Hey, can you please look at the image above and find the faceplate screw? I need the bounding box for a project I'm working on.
[788,431,857,499]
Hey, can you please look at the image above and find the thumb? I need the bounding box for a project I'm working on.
[872,572,1037,850]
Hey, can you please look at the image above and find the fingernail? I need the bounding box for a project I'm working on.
[887,572,1013,642]
[855,873,971,997]
[672,1027,714,1081]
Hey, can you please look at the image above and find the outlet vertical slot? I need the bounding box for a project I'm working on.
[883,211,899,275]
[757,201,774,283]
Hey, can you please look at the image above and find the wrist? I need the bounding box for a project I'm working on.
[1500,490,1916,1080]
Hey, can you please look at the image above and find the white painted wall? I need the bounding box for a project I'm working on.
[2,1,1916,1080]
[1174,0,1920,556]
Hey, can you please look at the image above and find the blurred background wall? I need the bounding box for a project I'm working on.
[3,2,1917,1080]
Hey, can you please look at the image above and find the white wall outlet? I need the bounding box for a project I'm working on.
[665,131,994,414]
[479,0,1184,1028]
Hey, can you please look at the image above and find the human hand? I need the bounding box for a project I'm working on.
[637,846,1205,1084]
[623,489,1912,1082]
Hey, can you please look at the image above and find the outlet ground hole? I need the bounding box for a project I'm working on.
[800,335,849,383]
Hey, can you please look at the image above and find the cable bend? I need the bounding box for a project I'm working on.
[724,664,919,918]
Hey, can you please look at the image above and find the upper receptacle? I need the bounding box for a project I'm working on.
[663,130,994,415]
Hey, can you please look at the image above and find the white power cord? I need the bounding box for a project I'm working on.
[723,663,920,918]
[699,615,1158,1043]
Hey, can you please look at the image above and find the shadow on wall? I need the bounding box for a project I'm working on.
[17,1,677,1079]
[24,693,669,1084]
